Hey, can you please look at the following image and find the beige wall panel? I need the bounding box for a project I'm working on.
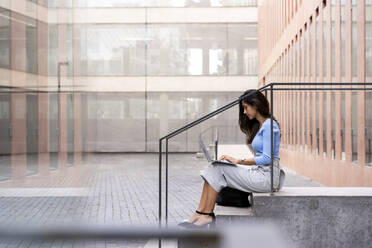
[147,76,258,92]
[147,7,257,23]
[48,7,257,24]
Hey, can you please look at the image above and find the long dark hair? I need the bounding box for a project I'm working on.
[238,89,281,144]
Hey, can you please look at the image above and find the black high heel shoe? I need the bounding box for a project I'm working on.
[186,210,216,229]
[177,210,201,228]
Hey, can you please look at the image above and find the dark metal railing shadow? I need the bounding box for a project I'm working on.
[158,82,372,227]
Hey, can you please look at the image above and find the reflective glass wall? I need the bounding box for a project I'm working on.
[68,24,257,76]
[0,4,257,158]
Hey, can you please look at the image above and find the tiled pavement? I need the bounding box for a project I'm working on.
[0,152,321,247]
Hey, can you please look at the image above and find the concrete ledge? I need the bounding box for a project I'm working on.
[256,187,372,197]
[215,187,372,248]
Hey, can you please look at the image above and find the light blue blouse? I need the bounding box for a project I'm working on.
[251,119,280,165]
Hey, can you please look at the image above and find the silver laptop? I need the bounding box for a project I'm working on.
[199,139,237,166]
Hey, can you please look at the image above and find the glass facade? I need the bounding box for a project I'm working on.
[0,3,258,167]
[77,23,257,76]
[1,13,258,77]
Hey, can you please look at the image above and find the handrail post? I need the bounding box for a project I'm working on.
[215,127,219,160]
[166,138,169,227]
[215,139,218,160]
[270,84,274,193]
[158,139,162,248]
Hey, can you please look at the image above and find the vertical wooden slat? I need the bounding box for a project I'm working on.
[335,0,342,160]
[319,6,325,156]
[286,0,288,27]
[302,29,305,150]
[295,0,298,13]
[297,34,301,150]
[292,40,295,148]
[345,0,353,163]
[286,47,289,147]
[290,46,292,149]
[307,22,312,152]
[327,0,333,159]
[357,0,366,165]
[312,11,317,155]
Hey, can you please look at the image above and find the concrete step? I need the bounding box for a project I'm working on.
[215,187,372,248]
[215,205,253,224]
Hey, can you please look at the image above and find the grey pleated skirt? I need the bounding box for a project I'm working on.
[200,158,281,193]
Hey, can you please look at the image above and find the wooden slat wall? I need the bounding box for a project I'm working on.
[258,0,372,186]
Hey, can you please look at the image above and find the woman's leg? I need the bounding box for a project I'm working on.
[187,180,209,223]
[199,180,218,212]
[192,180,218,226]
[187,180,218,223]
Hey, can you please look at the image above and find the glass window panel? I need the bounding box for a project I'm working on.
[89,99,125,119]
[187,48,203,75]
[26,17,37,74]
[147,24,228,76]
[209,49,226,75]
[76,24,257,76]
[243,48,258,75]
[0,99,9,119]
[0,8,10,69]
[169,99,187,120]
[48,24,59,76]
[228,24,257,75]
[147,24,188,75]
[82,25,146,76]
[129,98,145,119]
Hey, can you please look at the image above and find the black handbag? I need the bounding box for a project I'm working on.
[216,187,251,208]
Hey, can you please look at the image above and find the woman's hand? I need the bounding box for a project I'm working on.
[219,155,239,164]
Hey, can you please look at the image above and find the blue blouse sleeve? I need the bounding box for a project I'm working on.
[253,121,277,165]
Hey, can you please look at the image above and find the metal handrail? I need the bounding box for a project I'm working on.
[158,82,372,228]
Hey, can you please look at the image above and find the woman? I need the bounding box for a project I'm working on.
[178,89,283,228]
